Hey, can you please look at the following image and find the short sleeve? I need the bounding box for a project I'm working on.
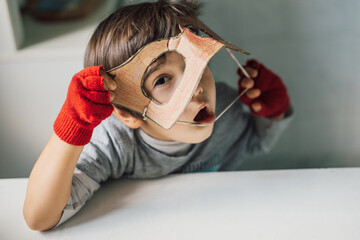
[53,168,100,228]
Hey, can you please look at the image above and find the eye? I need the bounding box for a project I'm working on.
[154,76,171,87]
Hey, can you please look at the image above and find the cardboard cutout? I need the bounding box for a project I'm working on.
[108,23,249,130]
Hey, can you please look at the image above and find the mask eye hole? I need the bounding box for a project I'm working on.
[186,25,211,38]
[141,51,186,105]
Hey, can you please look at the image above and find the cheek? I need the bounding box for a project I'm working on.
[202,69,216,97]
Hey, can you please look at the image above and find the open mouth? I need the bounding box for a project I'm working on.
[193,106,216,124]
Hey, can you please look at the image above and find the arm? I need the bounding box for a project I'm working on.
[23,67,117,231]
[216,86,292,171]
[238,59,292,154]
[23,133,83,230]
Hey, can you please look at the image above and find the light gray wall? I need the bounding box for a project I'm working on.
[202,0,360,170]
[1,0,359,178]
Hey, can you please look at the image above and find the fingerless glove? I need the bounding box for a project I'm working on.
[54,66,113,145]
[238,59,290,118]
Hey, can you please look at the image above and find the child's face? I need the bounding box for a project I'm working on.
[140,51,216,143]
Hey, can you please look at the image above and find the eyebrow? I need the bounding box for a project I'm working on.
[142,54,167,82]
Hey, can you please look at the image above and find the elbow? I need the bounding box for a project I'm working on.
[23,206,58,231]
[24,219,49,231]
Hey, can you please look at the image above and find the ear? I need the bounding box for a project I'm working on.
[113,108,143,129]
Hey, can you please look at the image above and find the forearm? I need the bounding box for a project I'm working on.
[23,133,84,231]
[253,108,293,154]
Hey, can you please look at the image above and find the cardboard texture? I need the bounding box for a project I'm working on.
[108,24,249,129]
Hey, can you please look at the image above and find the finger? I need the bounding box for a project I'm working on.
[82,90,111,104]
[240,78,254,89]
[246,88,261,99]
[251,102,262,113]
[80,75,104,91]
[100,70,117,91]
[81,103,113,123]
[109,91,115,101]
[243,67,258,78]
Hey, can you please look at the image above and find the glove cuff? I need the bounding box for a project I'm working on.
[265,99,290,118]
[53,104,93,146]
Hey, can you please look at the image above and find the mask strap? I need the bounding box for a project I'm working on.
[142,106,148,121]
[176,49,252,127]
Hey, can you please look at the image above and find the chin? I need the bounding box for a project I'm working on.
[184,126,214,144]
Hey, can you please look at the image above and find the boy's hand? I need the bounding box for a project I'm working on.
[54,66,117,145]
[238,59,290,119]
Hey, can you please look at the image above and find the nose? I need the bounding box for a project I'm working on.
[192,84,203,99]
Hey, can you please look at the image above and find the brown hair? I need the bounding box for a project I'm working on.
[84,0,201,70]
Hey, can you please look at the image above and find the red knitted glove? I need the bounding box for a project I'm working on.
[238,59,290,118]
[54,66,114,145]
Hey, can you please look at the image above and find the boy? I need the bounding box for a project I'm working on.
[23,0,292,231]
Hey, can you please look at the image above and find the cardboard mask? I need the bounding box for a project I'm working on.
[107,23,249,130]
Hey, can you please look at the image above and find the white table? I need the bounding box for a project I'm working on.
[1,168,360,240]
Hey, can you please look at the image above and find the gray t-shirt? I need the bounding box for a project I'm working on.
[56,82,292,226]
